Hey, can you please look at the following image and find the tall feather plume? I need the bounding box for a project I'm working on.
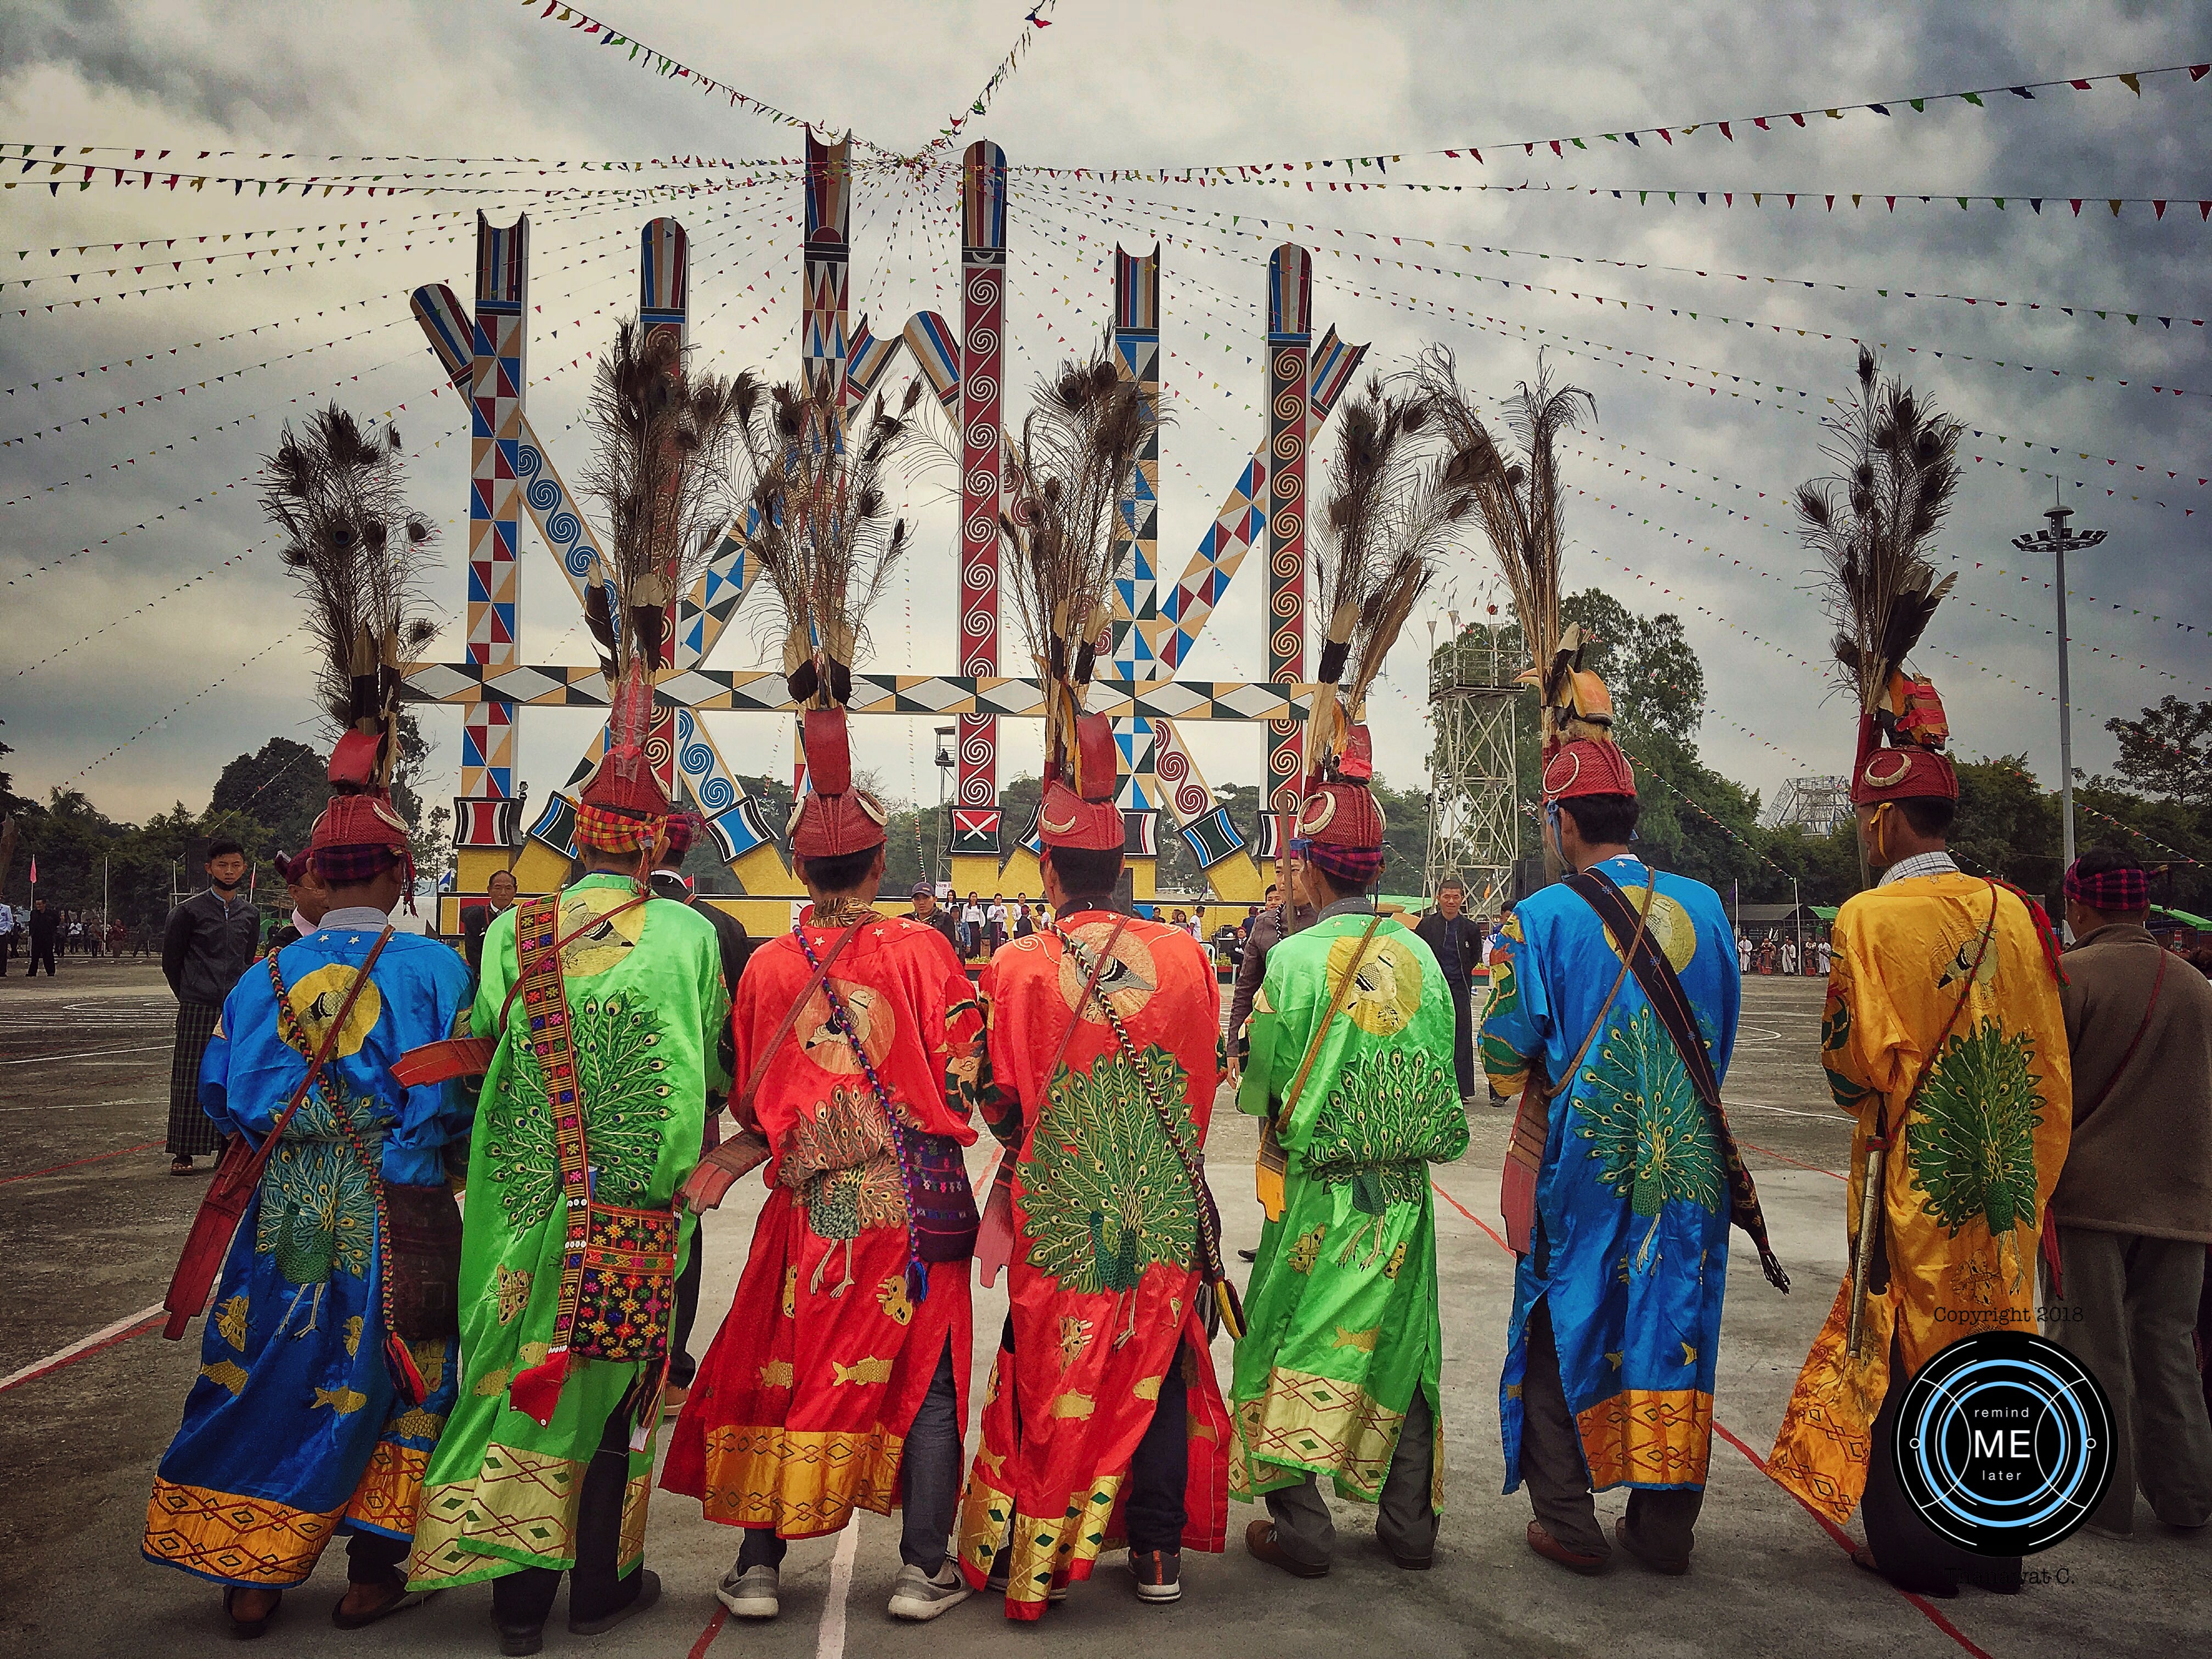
[1799,346,1961,714]
[1307,374,1478,767]
[578,319,748,771]
[999,335,1155,778]
[1414,346,1596,747]
[737,374,923,708]
[261,403,439,787]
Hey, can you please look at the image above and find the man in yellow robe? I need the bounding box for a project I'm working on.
[1769,695,2070,1598]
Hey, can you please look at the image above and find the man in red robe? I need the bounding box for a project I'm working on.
[662,709,985,1623]
[953,713,1232,1617]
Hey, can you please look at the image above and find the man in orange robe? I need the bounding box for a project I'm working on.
[662,709,985,1623]
[953,713,1232,1617]
[1769,684,2070,1598]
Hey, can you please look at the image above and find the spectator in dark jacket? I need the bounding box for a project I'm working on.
[461,868,520,975]
[2051,848,2212,1536]
[909,882,961,952]
[1227,876,1319,1046]
[1414,877,1486,1108]
[26,899,61,976]
[161,840,260,1172]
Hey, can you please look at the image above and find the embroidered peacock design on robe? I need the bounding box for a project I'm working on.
[1021,1046,1197,1297]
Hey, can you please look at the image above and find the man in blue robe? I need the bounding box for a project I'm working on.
[144,794,474,1637]
[1479,730,1757,1577]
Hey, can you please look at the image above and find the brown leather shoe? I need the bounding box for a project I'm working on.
[1526,1519,1606,1575]
[1245,1518,1328,1578]
[1613,1516,1688,1576]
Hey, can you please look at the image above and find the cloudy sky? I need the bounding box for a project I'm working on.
[5,1,2208,850]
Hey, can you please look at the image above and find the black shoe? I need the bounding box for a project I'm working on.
[1237,1248,1257,1263]
[496,1626,543,1657]
[1130,1548,1182,1603]
[569,1567,661,1635]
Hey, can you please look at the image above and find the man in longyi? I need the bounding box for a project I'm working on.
[1232,375,1479,1575]
[145,408,473,1639]
[1769,361,2070,1599]
[407,321,733,1655]
[662,371,985,1624]
[954,719,1232,1615]
[950,338,1233,1616]
[1479,646,1785,1578]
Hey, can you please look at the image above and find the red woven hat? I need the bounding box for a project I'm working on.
[1541,737,1637,802]
[662,809,701,859]
[1850,672,1958,804]
[792,707,887,859]
[1039,712,1124,851]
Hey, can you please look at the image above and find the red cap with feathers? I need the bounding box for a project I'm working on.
[1039,712,1124,851]
[1850,670,1957,804]
[791,707,887,859]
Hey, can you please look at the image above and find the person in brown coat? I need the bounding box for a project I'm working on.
[2052,847,2212,1536]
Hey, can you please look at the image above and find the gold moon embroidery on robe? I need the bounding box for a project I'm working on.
[1328,934,1423,1036]
[557,885,650,978]
[1055,923,1160,1023]
[287,964,383,1058]
[1606,891,1697,973]
[796,980,896,1075]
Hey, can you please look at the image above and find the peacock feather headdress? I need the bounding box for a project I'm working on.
[261,403,438,792]
[1797,347,1962,803]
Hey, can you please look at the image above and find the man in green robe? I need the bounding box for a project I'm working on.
[407,756,727,1656]
[1231,766,1468,1576]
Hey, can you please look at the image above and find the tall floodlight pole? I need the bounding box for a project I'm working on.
[2011,483,2106,882]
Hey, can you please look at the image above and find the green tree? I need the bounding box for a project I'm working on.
[2106,696,2212,806]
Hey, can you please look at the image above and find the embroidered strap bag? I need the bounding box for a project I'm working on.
[503,890,681,1427]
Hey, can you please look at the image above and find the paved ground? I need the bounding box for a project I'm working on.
[2,962,2204,1657]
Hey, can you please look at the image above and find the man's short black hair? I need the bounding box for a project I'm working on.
[488,868,518,889]
[1560,793,1640,847]
[1043,845,1124,901]
[795,847,879,894]
[1437,876,1466,895]
[1897,797,1956,839]
[205,838,246,861]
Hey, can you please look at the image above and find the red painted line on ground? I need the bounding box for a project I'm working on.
[1711,1421,1995,1659]
[1736,1139,1846,1181]
[1431,1171,1993,1659]
[686,1605,727,1658]
[1430,1175,1510,1251]
[0,1138,162,1185]
[0,1305,164,1395]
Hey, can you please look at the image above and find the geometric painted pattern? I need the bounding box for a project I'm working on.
[957,139,1010,840]
[1263,244,1312,817]
[464,211,527,801]
[1110,244,1163,817]
[400,665,1325,723]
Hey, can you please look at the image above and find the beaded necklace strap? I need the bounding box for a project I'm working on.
[792,919,930,1302]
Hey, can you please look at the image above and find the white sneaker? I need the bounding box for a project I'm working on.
[716,1562,779,1621]
[888,1561,972,1621]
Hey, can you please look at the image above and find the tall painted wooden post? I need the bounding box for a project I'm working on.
[1263,245,1312,882]
[639,216,689,804]
[951,140,1008,894]
[453,212,527,898]
[1111,245,1163,900]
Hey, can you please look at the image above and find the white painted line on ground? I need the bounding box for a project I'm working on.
[0,1097,160,1113]
[817,1516,858,1659]
[0,1302,165,1393]
[0,1041,170,1066]
[1736,1100,1847,1121]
